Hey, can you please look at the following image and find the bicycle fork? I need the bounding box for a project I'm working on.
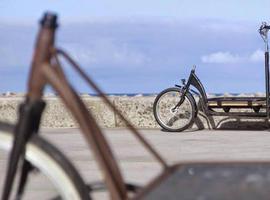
[173,82,190,111]
[2,99,45,200]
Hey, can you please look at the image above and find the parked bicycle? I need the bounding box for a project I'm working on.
[1,12,270,200]
[154,22,270,132]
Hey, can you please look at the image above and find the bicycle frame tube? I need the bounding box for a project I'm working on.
[27,13,57,101]
[188,71,208,104]
[42,63,128,199]
[177,69,208,112]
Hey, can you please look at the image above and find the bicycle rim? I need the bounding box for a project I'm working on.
[154,88,194,131]
[0,128,90,200]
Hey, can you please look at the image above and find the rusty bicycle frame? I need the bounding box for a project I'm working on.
[2,12,174,200]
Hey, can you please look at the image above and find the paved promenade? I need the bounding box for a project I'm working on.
[2,128,270,199]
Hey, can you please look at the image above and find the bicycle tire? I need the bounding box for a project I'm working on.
[153,87,196,132]
[0,123,91,200]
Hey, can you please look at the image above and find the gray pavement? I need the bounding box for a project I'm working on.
[2,128,270,199]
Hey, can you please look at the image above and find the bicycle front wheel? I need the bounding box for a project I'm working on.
[0,123,90,200]
[153,87,196,132]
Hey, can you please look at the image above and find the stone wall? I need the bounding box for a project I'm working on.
[0,96,159,128]
[0,96,268,130]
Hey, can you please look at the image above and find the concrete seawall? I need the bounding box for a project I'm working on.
[0,96,268,129]
[0,96,158,128]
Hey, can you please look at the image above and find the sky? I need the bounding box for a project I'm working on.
[1,0,270,94]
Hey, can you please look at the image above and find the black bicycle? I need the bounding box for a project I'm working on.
[154,22,270,132]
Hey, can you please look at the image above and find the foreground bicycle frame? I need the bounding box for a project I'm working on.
[154,22,270,131]
[1,12,169,199]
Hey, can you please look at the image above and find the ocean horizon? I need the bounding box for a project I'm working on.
[0,91,267,97]
[87,92,267,97]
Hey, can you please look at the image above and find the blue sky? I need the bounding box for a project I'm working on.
[1,1,270,93]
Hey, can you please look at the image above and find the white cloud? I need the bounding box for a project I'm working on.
[63,43,97,65]
[250,49,264,62]
[201,49,265,64]
[201,51,241,64]
[62,41,149,67]
[200,22,250,34]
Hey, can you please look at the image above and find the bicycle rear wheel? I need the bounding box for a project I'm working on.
[153,87,196,132]
[0,123,90,200]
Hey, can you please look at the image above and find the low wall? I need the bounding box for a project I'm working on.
[0,96,268,129]
[0,96,158,128]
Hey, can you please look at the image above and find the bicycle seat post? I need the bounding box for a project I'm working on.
[27,12,58,101]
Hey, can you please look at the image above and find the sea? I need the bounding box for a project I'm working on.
[1,92,266,97]
[87,93,258,97]
[88,93,156,97]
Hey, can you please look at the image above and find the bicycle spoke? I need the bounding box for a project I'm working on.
[154,88,195,132]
